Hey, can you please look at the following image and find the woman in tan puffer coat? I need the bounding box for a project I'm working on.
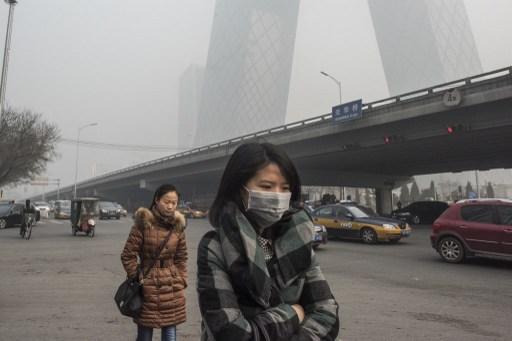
[121,184,187,341]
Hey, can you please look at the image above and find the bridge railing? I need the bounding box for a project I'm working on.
[76,66,512,187]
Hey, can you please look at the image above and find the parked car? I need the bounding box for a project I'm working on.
[53,200,71,219]
[189,207,208,219]
[312,203,412,244]
[177,204,192,218]
[431,199,512,263]
[34,201,51,219]
[0,202,25,229]
[392,201,449,225]
[98,201,121,219]
[114,203,128,217]
[177,202,207,219]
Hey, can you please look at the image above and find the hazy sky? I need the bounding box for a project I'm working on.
[2,0,512,198]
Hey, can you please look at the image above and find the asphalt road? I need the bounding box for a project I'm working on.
[0,216,511,340]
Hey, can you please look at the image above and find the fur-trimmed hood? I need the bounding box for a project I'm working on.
[133,207,186,232]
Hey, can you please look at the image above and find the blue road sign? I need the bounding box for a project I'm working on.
[332,99,363,123]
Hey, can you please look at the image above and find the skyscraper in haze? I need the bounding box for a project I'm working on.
[368,0,482,95]
[194,0,300,146]
[178,65,204,149]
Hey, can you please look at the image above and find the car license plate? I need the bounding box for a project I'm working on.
[314,234,322,241]
[401,230,410,236]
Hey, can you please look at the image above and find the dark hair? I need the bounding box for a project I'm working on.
[209,143,301,227]
[149,184,180,209]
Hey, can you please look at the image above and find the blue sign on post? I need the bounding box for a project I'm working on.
[332,99,363,123]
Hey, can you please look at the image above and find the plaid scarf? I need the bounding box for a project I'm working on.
[217,202,313,308]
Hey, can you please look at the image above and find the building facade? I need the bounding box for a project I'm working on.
[194,0,300,146]
[178,65,204,149]
[368,0,482,95]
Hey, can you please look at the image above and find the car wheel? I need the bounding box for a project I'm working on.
[438,237,465,263]
[412,215,421,224]
[361,228,377,244]
[89,229,95,238]
[72,227,77,236]
[0,219,6,229]
[389,239,400,244]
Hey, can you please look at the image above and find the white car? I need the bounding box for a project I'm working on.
[34,201,51,219]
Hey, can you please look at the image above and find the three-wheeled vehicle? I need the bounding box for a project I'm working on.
[71,198,99,237]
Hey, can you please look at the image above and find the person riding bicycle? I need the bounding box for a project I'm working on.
[20,200,36,237]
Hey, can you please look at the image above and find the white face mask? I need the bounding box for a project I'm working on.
[244,187,291,229]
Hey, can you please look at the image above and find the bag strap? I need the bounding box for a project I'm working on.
[139,227,173,281]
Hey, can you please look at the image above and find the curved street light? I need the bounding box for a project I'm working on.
[320,70,342,104]
[320,70,344,199]
[0,0,19,116]
[73,122,98,198]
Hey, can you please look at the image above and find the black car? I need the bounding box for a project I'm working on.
[392,201,449,224]
[0,202,25,229]
[98,201,121,219]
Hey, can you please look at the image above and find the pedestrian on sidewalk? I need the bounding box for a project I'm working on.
[197,143,340,340]
[121,184,188,341]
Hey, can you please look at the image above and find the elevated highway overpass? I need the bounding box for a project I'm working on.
[41,67,512,213]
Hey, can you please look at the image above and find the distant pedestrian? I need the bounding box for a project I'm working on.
[197,142,340,340]
[121,184,187,341]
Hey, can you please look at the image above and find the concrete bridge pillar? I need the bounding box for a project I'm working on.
[375,188,393,215]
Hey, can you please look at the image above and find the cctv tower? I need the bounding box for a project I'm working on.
[368,0,482,95]
[194,0,300,146]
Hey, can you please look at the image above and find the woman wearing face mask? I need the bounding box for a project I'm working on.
[121,184,187,341]
[197,143,340,341]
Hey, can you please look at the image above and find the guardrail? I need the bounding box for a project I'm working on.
[74,66,512,188]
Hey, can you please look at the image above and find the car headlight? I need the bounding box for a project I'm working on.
[382,223,397,229]
[101,209,106,213]
[88,219,95,226]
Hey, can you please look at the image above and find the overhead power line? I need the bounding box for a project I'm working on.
[59,138,195,152]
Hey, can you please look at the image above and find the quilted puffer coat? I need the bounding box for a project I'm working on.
[121,207,187,328]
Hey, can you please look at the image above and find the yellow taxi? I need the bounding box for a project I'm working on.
[311,203,412,244]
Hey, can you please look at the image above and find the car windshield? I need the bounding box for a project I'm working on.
[99,201,116,209]
[35,202,49,207]
[82,201,98,213]
[357,205,378,217]
[0,204,11,215]
[345,205,370,218]
[59,201,71,207]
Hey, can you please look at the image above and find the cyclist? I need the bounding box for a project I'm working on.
[20,200,36,239]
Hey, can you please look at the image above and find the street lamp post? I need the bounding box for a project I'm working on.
[320,70,344,199]
[73,122,98,198]
[0,0,18,116]
[320,70,342,104]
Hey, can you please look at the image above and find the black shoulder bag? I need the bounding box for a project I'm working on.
[115,227,173,318]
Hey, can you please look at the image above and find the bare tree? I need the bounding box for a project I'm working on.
[410,180,420,202]
[486,182,495,198]
[0,108,59,187]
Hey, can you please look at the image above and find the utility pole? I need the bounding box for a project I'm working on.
[0,0,18,116]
